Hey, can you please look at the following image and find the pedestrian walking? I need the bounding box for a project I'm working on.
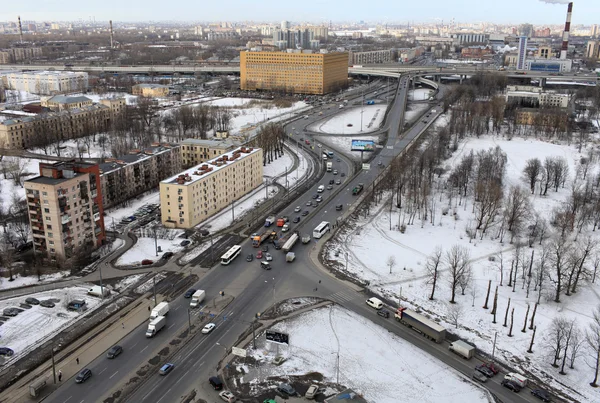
[58,370,62,382]
[122,323,125,329]
[76,357,79,365]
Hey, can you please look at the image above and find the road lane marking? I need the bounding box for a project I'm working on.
[156,388,172,403]
[167,324,173,329]
[174,305,180,310]
[98,368,107,375]
[131,342,138,349]
[109,370,119,379]
[140,345,148,353]
[63,397,72,403]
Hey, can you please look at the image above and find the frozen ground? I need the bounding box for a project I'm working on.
[409,88,435,101]
[308,105,385,134]
[243,305,490,403]
[0,270,70,291]
[326,135,600,402]
[116,237,185,266]
[0,285,104,361]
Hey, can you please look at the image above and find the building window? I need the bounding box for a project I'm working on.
[47,225,52,230]
[43,199,48,205]
[42,191,47,196]
[48,232,53,238]
[44,208,50,213]
[49,241,54,245]
[45,216,51,221]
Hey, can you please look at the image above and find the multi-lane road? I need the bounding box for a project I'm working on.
[43,75,545,403]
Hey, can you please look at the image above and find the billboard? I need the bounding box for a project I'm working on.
[266,330,289,345]
[351,140,376,152]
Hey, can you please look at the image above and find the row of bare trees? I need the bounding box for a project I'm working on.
[251,123,286,166]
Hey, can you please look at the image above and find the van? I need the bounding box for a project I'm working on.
[366,297,383,310]
[317,185,325,193]
[504,372,528,388]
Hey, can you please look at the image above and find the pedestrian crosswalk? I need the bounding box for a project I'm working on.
[329,290,358,304]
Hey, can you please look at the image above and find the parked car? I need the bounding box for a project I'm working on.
[202,323,216,334]
[25,297,39,305]
[3,308,19,316]
[531,389,551,402]
[184,289,197,298]
[161,252,174,260]
[0,347,14,356]
[475,365,495,378]
[293,217,300,223]
[106,345,123,359]
[302,210,309,216]
[75,368,92,383]
[219,390,237,402]
[305,384,319,399]
[159,363,175,375]
[141,259,153,265]
[501,379,522,392]
[265,253,273,261]
[472,371,488,383]
[180,240,191,247]
[277,383,296,396]
[256,251,263,259]
[209,376,224,390]
[39,300,55,308]
[246,254,254,262]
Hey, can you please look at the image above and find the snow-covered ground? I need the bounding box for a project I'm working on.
[70,92,138,105]
[116,237,185,266]
[0,157,54,213]
[409,88,435,101]
[29,133,112,159]
[317,135,380,162]
[326,134,600,402]
[179,236,223,265]
[243,305,489,403]
[0,270,70,291]
[104,191,160,231]
[308,105,385,134]
[0,285,105,360]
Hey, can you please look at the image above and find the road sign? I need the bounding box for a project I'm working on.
[375,145,384,149]
[362,163,370,170]
[232,347,247,357]
[266,330,289,345]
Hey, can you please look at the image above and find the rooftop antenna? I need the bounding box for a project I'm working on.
[18,16,23,43]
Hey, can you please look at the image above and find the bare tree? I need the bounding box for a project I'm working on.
[446,245,471,303]
[549,239,569,303]
[523,158,542,194]
[548,316,569,368]
[503,185,531,235]
[568,326,585,370]
[386,255,397,275]
[3,157,29,188]
[586,305,600,386]
[447,303,463,329]
[560,319,578,375]
[426,246,443,300]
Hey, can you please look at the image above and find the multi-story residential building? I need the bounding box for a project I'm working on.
[451,33,488,45]
[515,108,568,127]
[0,70,88,95]
[0,47,43,63]
[536,46,553,59]
[0,98,125,149]
[506,85,570,108]
[179,138,237,168]
[131,83,170,98]
[308,26,329,40]
[272,29,314,50]
[586,40,600,59]
[460,46,493,59]
[41,95,93,111]
[99,143,182,209]
[25,161,105,263]
[160,147,263,229]
[240,50,348,95]
[349,50,397,65]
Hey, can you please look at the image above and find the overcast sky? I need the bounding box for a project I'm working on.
[4,0,599,26]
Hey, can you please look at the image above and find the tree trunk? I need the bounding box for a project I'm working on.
[483,280,491,309]
[503,298,511,327]
[529,303,538,330]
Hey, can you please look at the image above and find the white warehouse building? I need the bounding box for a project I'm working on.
[0,70,89,95]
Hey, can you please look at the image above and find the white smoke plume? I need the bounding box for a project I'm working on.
[539,0,570,4]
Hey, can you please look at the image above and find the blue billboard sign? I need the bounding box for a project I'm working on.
[351,140,376,152]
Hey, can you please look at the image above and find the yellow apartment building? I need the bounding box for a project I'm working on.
[160,147,263,229]
[240,50,349,95]
[132,83,170,98]
[179,138,237,168]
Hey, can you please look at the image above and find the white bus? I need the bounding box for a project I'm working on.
[221,245,242,265]
[313,221,330,239]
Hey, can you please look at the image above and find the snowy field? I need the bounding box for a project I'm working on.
[309,105,385,134]
[243,305,490,403]
[69,92,138,105]
[409,88,435,101]
[0,270,70,291]
[0,285,104,361]
[317,135,380,162]
[116,237,185,266]
[326,135,600,402]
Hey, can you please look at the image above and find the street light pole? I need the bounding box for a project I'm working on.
[51,344,57,384]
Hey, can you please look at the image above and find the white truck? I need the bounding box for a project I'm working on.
[448,340,475,359]
[282,233,299,253]
[286,252,296,262]
[302,234,311,244]
[504,373,528,388]
[87,285,110,298]
[190,290,206,308]
[146,316,166,337]
[150,301,169,320]
[326,162,332,172]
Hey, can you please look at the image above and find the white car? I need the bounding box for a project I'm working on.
[219,390,237,402]
[294,206,301,213]
[265,253,273,261]
[317,144,322,148]
[202,323,216,334]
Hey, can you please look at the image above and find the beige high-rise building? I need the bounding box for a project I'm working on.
[160,147,263,229]
[240,50,348,95]
[25,162,106,263]
[586,40,600,59]
[180,139,237,168]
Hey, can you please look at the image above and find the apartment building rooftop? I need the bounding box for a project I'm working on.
[27,161,97,185]
[134,83,169,89]
[99,143,180,175]
[46,95,92,104]
[0,103,110,126]
[162,146,260,186]
[180,138,237,148]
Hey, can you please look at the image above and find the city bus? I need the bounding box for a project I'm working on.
[312,221,330,239]
[221,245,242,265]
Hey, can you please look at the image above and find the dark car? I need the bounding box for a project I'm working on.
[141,259,154,265]
[293,217,300,223]
[531,389,551,402]
[277,383,296,396]
[377,310,390,318]
[329,179,335,185]
[75,368,92,383]
[336,204,343,211]
[302,210,309,216]
[246,254,254,262]
[161,252,174,260]
[3,308,19,316]
[180,240,191,247]
[341,173,346,177]
[39,300,55,308]
[262,245,269,252]
[312,194,319,199]
[482,362,500,375]
[106,345,123,359]
[501,379,521,392]
[209,376,224,390]
[0,347,14,356]
[25,297,39,305]
[475,365,494,378]
[184,289,197,298]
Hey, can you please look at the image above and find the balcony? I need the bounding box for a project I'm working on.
[91,190,98,198]
[93,212,100,221]
[61,214,71,224]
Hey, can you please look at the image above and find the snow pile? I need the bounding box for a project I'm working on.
[309,105,385,134]
[0,271,70,291]
[246,305,489,403]
[116,237,184,266]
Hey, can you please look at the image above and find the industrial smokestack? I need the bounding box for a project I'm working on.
[17,16,23,43]
[560,2,573,60]
[109,20,114,48]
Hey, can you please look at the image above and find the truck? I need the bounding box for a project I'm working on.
[282,232,299,253]
[88,285,110,298]
[252,230,273,247]
[190,290,206,308]
[150,301,169,320]
[352,183,364,196]
[343,99,348,105]
[504,373,528,388]
[265,216,275,227]
[146,316,166,337]
[394,307,446,343]
[326,162,333,172]
[448,340,476,359]
[286,252,296,262]
[276,218,285,227]
[302,234,311,244]
[274,231,293,250]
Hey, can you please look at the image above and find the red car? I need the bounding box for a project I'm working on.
[256,251,263,259]
[141,259,154,265]
[305,140,310,145]
[483,362,500,375]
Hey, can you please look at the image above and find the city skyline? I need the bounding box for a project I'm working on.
[2,0,600,26]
